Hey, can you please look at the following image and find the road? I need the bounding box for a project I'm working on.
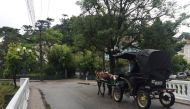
[31,80,190,109]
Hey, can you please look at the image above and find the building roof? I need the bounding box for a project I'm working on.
[178,32,190,40]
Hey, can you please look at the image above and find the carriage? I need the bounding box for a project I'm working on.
[112,49,175,109]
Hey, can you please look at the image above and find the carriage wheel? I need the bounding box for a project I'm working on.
[159,92,175,108]
[136,91,151,109]
[113,87,123,102]
[133,96,137,101]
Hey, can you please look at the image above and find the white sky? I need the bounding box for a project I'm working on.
[0,0,190,33]
[0,0,81,29]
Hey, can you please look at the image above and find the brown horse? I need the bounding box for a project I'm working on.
[95,71,115,96]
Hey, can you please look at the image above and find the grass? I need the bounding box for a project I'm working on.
[0,81,18,108]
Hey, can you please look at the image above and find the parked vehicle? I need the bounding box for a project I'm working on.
[112,49,175,109]
[169,75,177,79]
[184,70,190,76]
[187,72,190,76]
[177,72,187,79]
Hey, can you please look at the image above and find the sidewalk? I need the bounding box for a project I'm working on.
[28,86,45,109]
[176,98,190,106]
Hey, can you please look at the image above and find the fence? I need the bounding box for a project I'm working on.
[6,78,30,109]
[167,80,190,101]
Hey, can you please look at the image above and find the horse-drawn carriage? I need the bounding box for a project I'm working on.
[96,49,175,109]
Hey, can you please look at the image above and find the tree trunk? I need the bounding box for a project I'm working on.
[13,72,17,88]
[102,51,105,71]
[65,68,68,79]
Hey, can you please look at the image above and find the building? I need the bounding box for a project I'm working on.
[0,37,3,45]
[178,32,190,63]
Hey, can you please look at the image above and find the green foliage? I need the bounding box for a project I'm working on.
[3,43,37,78]
[0,27,20,56]
[43,28,63,46]
[0,82,17,108]
[0,1,189,79]
[75,0,189,73]
[171,55,188,74]
[53,17,73,45]
[75,50,102,72]
[0,27,20,43]
[141,17,188,57]
[141,18,175,57]
[3,43,22,77]
[76,0,181,50]
[47,44,75,78]
[70,15,115,51]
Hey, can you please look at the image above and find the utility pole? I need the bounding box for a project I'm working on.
[35,20,48,81]
[61,14,68,44]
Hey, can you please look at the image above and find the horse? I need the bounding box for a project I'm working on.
[95,71,115,96]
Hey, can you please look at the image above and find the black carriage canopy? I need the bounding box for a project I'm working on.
[114,49,171,80]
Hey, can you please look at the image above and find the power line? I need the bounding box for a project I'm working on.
[40,0,43,19]
[25,0,36,28]
[30,0,36,23]
[47,0,51,18]
[25,0,32,26]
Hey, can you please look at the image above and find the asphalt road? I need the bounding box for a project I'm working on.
[31,80,190,109]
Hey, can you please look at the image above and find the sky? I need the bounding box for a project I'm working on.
[0,0,190,33]
[0,0,81,29]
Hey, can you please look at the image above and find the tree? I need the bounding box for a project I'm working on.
[0,27,20,54]
[3,43,37,88]
[47,44,74,78]
[171,55,188,74]
[76,0,189,73]
[53,16,73,45]
[140,18,187,57]
[46,17,54,28]
[75,50,102,78]
[43,28,63,47]
[22,25,33,35]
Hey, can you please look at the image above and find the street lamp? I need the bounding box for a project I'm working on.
[16,47,32,77]
[23,47,26,51]
[28,49,32,53]
[16,48,21,53]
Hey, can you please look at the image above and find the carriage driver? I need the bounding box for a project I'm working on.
[127,60,140,95]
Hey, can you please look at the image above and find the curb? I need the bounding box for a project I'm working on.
[78,81,97,86]
[175,98,190,106]
[39,89,51,109]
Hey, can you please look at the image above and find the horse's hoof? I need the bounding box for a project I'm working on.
[101,93,105,97]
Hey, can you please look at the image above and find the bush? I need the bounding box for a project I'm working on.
[171,55,188,74]
[47,44,76,78]
[0,82,18,108]
[74,50,102,79]
[3,43,37,78]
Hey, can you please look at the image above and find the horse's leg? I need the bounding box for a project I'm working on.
[107,84,112,96]
[97,81,99,95]
[102,82,105,96]
[97,81,101,95]
[106,80,112,96]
